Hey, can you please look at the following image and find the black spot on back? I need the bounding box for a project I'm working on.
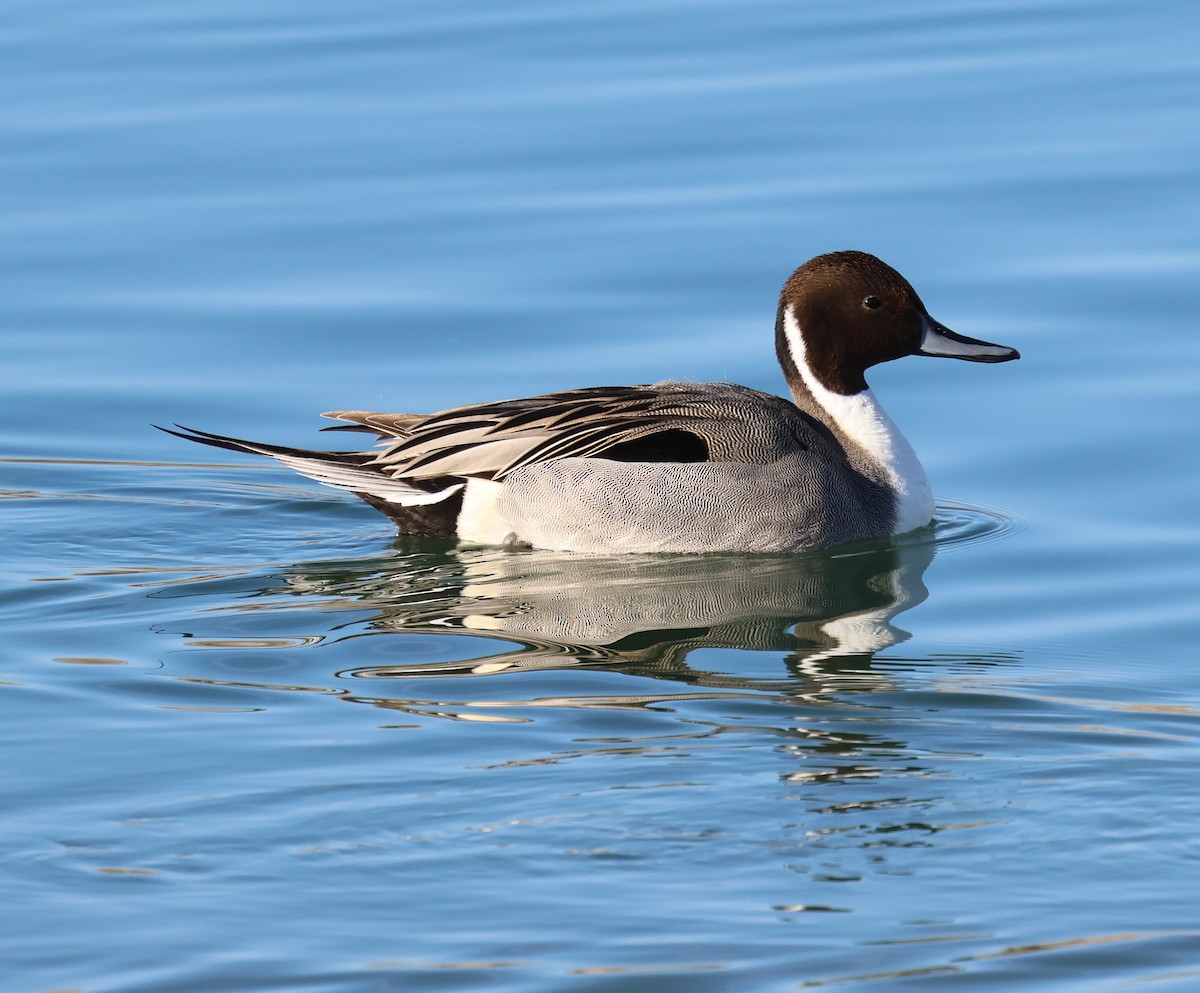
[601,429,710,463]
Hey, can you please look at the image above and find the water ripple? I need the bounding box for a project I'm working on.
[930,499,1023,549]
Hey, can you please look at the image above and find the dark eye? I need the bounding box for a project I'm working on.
[863,296,882,310]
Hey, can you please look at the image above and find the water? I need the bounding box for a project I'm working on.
[4,1,1200,990]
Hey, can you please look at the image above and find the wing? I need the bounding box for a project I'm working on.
[324,381,821,483]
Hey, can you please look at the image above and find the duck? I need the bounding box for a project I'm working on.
[161,251,1019,553]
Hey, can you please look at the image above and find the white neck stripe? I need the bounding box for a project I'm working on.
[782,308,934,534]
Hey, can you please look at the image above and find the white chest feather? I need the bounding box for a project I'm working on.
[783,309,934,534]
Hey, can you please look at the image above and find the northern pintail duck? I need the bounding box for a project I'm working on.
[163,251,1018,553]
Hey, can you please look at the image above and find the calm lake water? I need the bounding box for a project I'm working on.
[4,1,1200,991]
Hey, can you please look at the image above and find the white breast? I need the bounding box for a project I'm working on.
[782,309,934,535]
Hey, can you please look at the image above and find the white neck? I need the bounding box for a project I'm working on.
[782,308,934,534]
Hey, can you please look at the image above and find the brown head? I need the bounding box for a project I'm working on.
[775,251,1019,396]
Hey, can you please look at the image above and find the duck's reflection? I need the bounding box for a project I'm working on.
[258,533,937,700]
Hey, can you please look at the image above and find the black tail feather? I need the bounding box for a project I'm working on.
[153,424,372,465]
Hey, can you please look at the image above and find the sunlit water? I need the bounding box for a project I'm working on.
[4,2,1200,991]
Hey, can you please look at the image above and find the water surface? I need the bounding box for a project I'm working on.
[4,1,1200,991]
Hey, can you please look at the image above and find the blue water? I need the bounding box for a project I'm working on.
[4,1,1200,990]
